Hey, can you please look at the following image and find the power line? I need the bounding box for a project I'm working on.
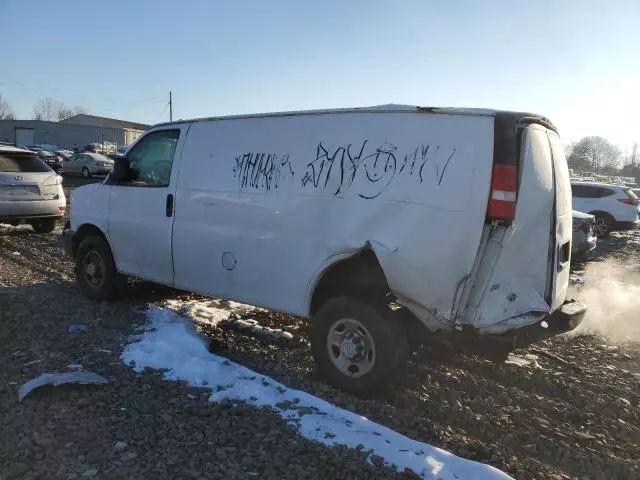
[152,102,170,124]
[0,77,166,112]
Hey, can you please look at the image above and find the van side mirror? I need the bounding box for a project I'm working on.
[110,156,131,182]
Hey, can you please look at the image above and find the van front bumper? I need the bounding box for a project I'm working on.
[63,228,75,258]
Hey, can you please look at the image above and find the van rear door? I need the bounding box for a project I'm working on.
[466,122,570,329]
[547,131,572,310]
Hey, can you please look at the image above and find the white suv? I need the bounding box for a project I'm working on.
[0,146,66,233]
[571,181,640,236]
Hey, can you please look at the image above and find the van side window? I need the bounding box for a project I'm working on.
[125,130,180,186]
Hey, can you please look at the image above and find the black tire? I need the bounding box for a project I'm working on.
[74,234,125,301]
[591,212,614,237]
[311,296,408,396]
[29,218,56,234]
[82,167,91,178]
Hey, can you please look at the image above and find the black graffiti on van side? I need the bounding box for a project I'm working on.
[301,140,457,199]
[233,152,295,191]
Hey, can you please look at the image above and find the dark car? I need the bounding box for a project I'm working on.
[36,150,63,174]
[572,210,597,259]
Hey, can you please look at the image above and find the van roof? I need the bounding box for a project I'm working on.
[154,104,558,132]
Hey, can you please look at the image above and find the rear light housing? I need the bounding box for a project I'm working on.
[572,222,584,231]
[487,164,517,224]
[43,174,62,186]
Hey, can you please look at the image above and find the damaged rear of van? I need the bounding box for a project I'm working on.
[64,105,586,394]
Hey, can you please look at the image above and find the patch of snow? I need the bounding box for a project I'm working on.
[505,354,542,369]
[0,223,32,233]
[121,307,511,480]
[220,318,294,341]
[11,251,20,256]
[67,364,83,370]
[167,299,294,342]
[569,273,584,284]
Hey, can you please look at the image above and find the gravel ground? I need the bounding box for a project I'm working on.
[1,177,639,479]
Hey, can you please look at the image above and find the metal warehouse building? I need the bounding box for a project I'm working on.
[0,114,149,150]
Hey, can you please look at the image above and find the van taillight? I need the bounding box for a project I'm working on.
[487,164,517,223]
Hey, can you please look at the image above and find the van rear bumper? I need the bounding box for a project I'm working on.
[63,228,75,258]
[507,300,586,349]
[448,300,587,362]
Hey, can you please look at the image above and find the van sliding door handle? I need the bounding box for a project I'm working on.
[166,194,174,217]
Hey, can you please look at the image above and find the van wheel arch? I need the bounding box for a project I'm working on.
[309,248,391,315]
[72,224,110,258]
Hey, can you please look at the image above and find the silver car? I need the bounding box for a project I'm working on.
[572,210,597,259]
[64,153,114,178]
[0,146,66,233]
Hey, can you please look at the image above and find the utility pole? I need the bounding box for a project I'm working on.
[169,91,173,122]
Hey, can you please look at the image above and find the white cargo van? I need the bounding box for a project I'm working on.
[64,105,586,394]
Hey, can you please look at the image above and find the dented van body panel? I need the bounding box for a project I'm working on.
[172,111,496,321]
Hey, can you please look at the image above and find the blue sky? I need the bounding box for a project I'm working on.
[2,1,639,149]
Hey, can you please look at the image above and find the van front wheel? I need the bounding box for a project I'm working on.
[74,234,125,301]
[311,296,407,396]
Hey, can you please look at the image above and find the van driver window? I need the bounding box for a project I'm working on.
[126,130,180,186]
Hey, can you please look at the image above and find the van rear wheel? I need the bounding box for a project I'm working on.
[311,296,407,396]
[74,234,125,301]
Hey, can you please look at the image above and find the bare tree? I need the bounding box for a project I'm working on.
[0,94,16,120]
[567,136,621,174]
[57,104,87,121]
[630,142,638,167]
[33,96,60,121]
[34,97,87,121]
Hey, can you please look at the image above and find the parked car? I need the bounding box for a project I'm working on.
[36,150,63,174]
[0,145,66,233]
[0,141,29,150]
[82,143,99,153]
[571,181,640,236]
[54,149,74,160]
[63,153,114,178]
[572,210,597,259]
[63,105,586,394]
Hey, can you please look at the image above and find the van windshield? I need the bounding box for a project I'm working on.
[0,152,51,173]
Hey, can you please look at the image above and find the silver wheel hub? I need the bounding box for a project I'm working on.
[340,332,365,361]
[83,251,105,288]
[327,318,375,378]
